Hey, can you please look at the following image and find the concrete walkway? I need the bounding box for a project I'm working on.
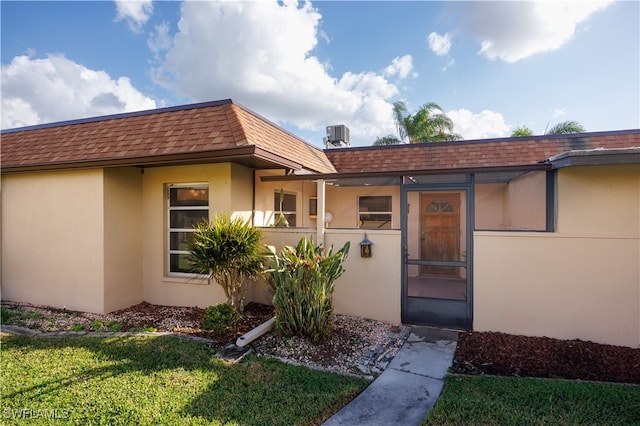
[323,326,458,426]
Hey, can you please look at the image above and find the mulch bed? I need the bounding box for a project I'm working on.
[113,302,276,345]
[189,303,275,344]
[452,331,640,384]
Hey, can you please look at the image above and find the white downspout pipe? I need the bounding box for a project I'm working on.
[236,317,276,347]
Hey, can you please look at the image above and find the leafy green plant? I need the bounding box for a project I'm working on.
[106,321,123,332]
[71,324,86,332]
[266,237,350,343]
[91,320,104,330]
[203,303,241,335]
[189,214,265,311]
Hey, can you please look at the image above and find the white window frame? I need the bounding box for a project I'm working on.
[167,183,209,276]
[358,195,392,229]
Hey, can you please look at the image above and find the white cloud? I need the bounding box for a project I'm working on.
[442,58,455,72]
[553,107,566,118]
[447,108,510,140]
[115,0,154,33]
[428,32,451,56]
[453,1,612,63]
[383,55,416,79]
[151,0,401,145]
[1,54,156,129]
[148,22,173,55]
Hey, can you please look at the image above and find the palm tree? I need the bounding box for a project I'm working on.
[511,120,585,137]
[373,135,403,146]
[393,101,461,143]
[510,126,534,137]
[545,120,585,135]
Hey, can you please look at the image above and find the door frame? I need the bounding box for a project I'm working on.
[400,179,474,329]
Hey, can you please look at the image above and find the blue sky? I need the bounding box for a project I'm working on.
[2,1,638,147]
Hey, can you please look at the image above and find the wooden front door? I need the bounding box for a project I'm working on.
[420,193,460,276]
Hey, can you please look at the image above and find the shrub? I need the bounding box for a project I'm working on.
[203,303,241,335]
[91,320,104,330]
[189,214,265,311]
[266,237,349,343]
[106,321,123,332]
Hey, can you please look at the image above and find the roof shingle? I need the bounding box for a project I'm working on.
[1,99,336,174]
[325,131,640,173]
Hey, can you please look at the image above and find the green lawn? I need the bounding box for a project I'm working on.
[1,334,368,425]
[424,375,640,425]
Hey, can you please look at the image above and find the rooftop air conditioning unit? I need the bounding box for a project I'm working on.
[325,125,350,148]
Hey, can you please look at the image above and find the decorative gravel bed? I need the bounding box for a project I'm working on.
[1,301,407,376]
[253,315,409,375]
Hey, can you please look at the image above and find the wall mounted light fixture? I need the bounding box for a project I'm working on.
[324,211,333,227]
[360,233,373,258]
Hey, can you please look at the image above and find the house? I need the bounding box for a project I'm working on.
[2,99,639,348]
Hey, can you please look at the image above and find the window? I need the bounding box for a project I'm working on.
[274,191,296,227]
[168,184,209,274]
[309,197,318,218]
[359,196,392,229]
[427,200,454,212]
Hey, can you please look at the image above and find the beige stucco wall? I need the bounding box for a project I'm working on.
[557,165,640,235]
[141,163,253,308]
[474,172,546,231]
[260,227,401,324]
[1,170,106,313]
[504,171,546,230]
[230,163,255,222]
[103,168,144,312]
[327,229,401,324]
[475,183,505,229]
[474,165,640,347]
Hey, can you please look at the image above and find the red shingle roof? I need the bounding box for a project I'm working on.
[1,99,336,174]
[325,131,640,173]
[2,99,638,176]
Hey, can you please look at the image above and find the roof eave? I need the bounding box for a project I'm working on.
[260,163,553,182]
[1,145,304,174]
[549,147,640,169]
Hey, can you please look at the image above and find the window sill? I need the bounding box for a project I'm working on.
[163,274,209,285]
